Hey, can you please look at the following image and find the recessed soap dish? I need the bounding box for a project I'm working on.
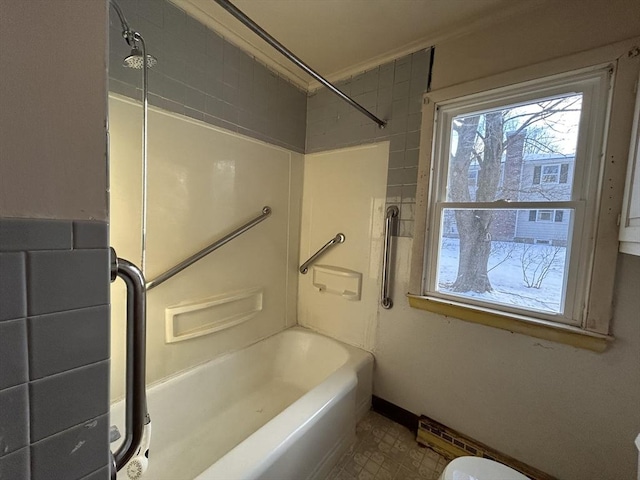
[165,288,263,343]
[312,265,362,301]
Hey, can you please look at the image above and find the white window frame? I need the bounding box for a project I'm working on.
[407,53,640,343]
[423,68,610,327]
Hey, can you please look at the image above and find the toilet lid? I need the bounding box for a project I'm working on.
[441,456,530,480]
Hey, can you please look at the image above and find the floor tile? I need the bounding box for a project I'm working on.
[324,411,448,480]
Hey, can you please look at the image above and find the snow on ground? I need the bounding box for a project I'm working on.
[437,238,567,314]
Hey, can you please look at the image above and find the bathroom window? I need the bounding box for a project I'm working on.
[414,66,614,336]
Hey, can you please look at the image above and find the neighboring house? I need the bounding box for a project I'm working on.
[443,131,574,246]
[513,153,573,246]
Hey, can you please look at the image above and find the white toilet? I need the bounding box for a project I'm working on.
[439,456,530,480]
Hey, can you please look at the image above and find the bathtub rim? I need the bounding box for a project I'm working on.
[110,325,370,405]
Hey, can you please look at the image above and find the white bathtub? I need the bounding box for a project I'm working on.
[111,327,373,480]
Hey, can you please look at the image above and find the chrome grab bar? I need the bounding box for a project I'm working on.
[110,249,148,472]
[300,233,346,274]
[146,206,272,290]
[381,206,399,309]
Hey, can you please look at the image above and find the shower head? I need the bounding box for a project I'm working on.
[124,47,158,69]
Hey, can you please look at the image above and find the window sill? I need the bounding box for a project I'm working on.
[407,294,613,352]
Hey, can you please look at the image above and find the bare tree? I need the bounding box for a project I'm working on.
[447,96,580,293]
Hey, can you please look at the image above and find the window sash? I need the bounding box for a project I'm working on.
[423,68,610,328]
[427,201,584,325]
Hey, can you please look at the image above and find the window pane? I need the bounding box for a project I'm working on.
[446,94,582,203]
[437,208,572,314]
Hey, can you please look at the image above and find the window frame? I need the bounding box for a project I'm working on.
[423,69,609,327]
[408,40,640,345]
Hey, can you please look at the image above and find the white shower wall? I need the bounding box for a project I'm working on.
[297,143,389,351]
[108,95,303,401]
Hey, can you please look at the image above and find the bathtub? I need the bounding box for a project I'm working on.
[110,327,373,480]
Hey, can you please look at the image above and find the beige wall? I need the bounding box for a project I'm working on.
[108,96,303,400]
[376,242,640,479]
[0,1,108,221]
[373,1,640,478]
[432,0,640,91]
[298,143,389,351]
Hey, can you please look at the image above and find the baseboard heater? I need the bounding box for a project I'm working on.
[371,396,555,480]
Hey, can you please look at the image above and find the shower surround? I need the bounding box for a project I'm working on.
[109,95,303,401]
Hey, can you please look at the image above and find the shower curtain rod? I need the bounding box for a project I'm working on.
[213,0,387,129]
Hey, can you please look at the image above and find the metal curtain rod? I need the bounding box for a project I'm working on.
[213,0,387,129]
[146,206,272,290]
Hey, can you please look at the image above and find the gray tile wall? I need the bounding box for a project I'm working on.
[0,218,110,480]
[109,0,307,153]
[306,49,432,237]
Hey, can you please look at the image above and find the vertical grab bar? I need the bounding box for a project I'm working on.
[381,206,399,309]
[110,249,148,472]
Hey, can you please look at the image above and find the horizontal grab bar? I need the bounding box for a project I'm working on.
[300,233,345,274]
[146,206,272,290]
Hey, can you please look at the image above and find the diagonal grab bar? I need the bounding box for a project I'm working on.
[300,233,346,274]
[146,206,272,290]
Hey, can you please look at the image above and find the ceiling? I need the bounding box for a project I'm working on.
[172,0,545,91]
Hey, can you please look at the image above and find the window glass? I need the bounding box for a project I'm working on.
[446,94,581,204]
[437,208,572,314]
[424,69,611,327]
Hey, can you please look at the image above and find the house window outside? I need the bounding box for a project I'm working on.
[423,68,611,326]
[528,209,565,223]
[537,209,554,222]
[542,165,560,183]
[468,169,478,187]
[533,163,570,184]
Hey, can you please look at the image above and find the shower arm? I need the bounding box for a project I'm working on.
[111,0,151,274]
[213,0,387,129]
[110,0,136,46]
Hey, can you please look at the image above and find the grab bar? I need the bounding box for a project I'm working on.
[110,249,148,471]
[381,206,399,309]
[300,233,345,274]
[146,206,272,290]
